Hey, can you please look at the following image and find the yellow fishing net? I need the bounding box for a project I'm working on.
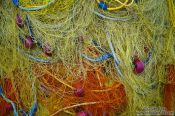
[0,0,174,116]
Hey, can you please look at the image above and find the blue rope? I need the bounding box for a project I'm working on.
[16,0,55,11]
[19,109,27,116]
[26,15,34,37]
[12,0,19,7]
[105,30,124,79]
[92,39,108,53]
[12,0,55,11]
[29,101,37,116]
[106,31,120,65]
[17,48,51,63]
[81,52,113,62]
[92,10,132,21]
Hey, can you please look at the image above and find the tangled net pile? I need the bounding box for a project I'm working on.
[0,0,175,116]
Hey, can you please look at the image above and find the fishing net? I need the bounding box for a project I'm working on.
[0,0,175,115]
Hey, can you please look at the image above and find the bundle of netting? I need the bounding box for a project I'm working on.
[0,0,174,116]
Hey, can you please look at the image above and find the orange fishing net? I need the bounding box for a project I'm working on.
[33,63,127,115]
